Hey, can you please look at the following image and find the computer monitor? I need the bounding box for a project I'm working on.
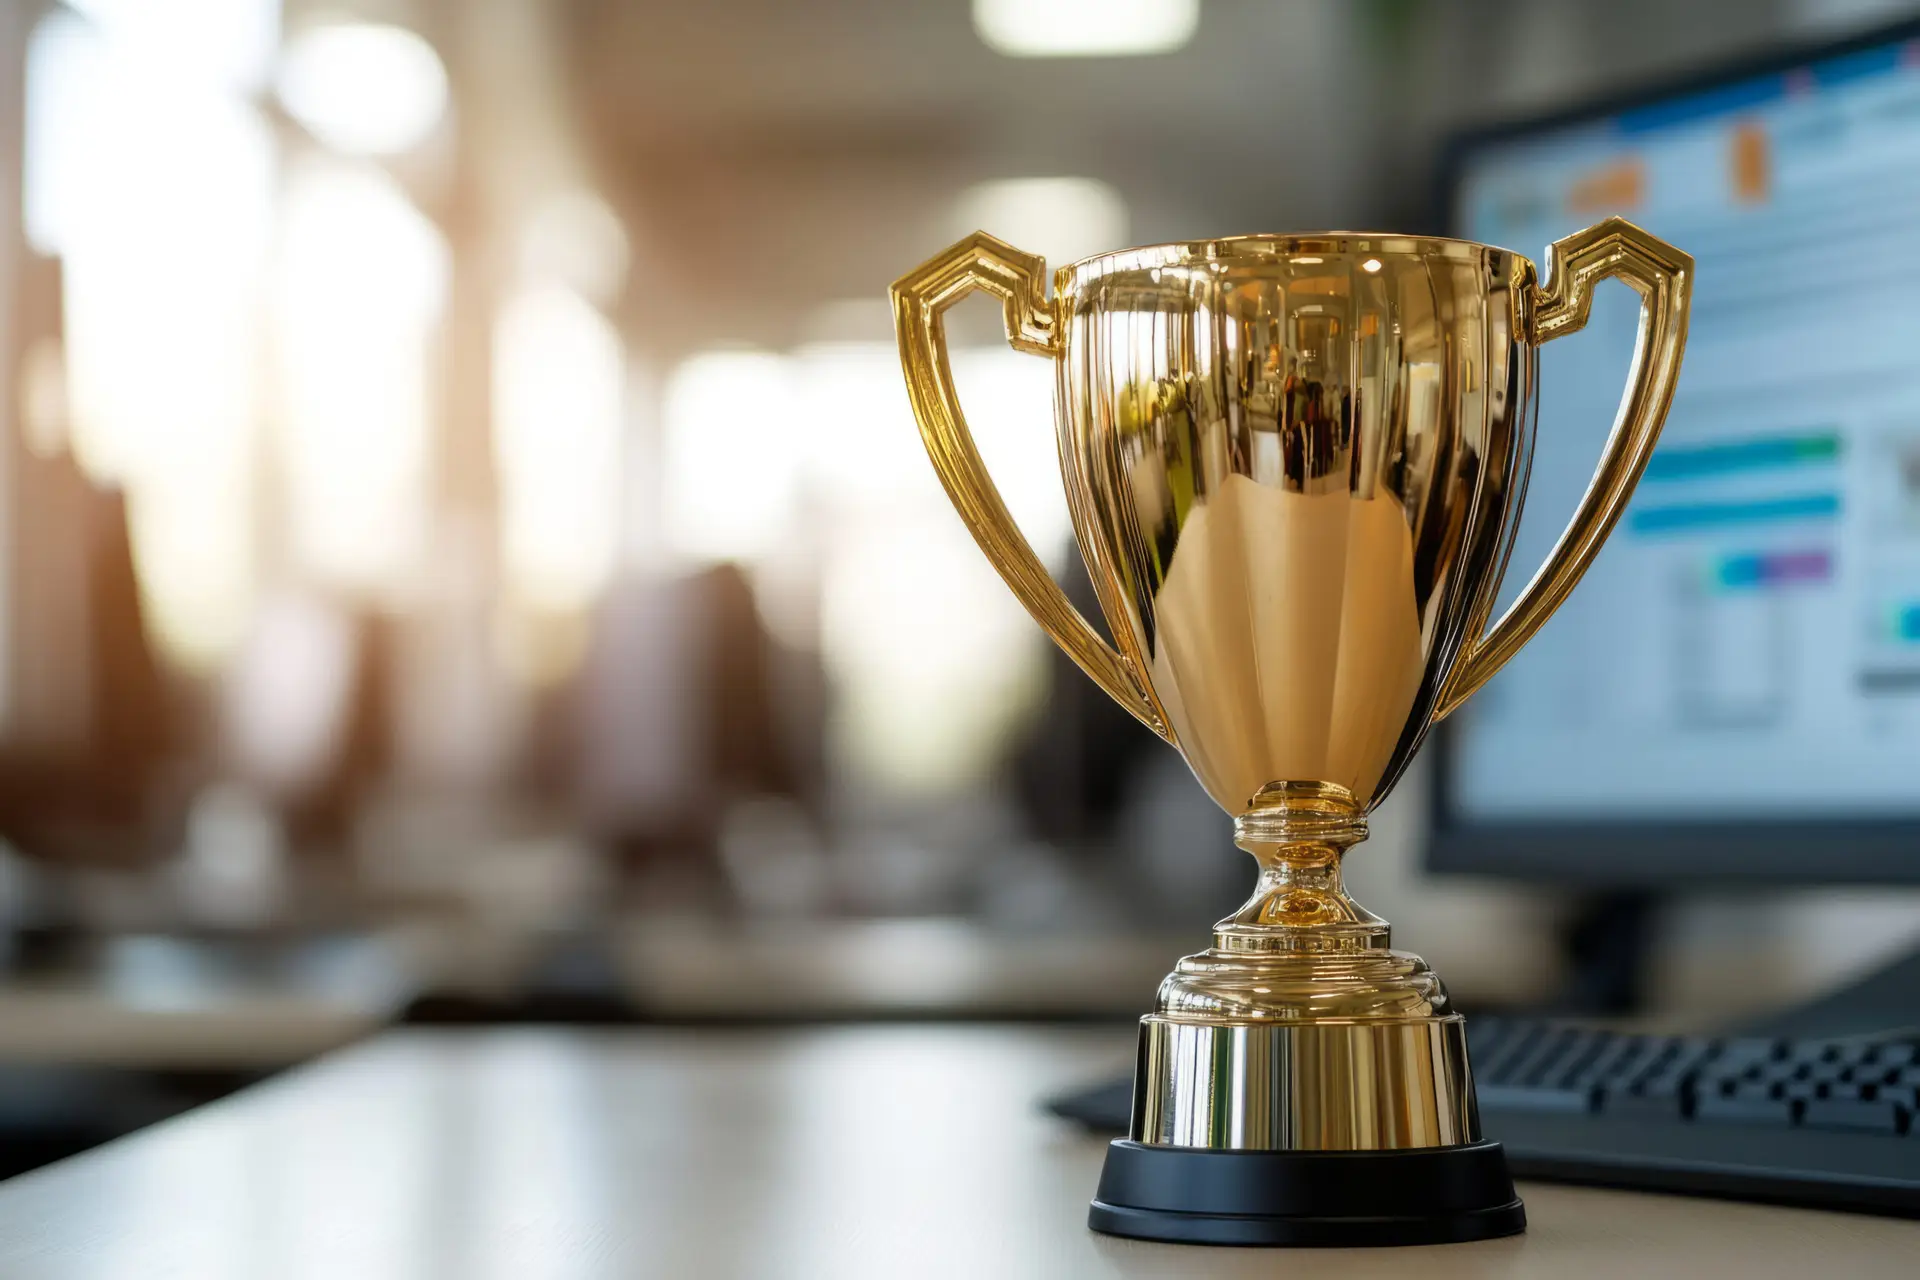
[1431,19,1920,885]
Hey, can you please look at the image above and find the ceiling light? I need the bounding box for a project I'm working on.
[973,0,1199,58]
[276,22,448,156]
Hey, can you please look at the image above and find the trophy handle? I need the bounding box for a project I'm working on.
[1436,216,1692,720]
[891,231,1169,741]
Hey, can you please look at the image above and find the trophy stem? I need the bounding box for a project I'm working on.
[1213,785,1387,952]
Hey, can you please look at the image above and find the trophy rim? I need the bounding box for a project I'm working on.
[1056,231,1527,284]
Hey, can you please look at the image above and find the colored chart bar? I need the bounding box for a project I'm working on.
[1631,492,1840,535]
[1900,604,1920,644]
[1642,432,1840,482]
[1715,548,1832,590]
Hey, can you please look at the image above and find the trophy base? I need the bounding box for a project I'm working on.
[1088,1139,1525,1247]
[1087,795,1523,1245]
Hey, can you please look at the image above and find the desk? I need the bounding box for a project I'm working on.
[612,919,1203,1018]
[0,932,416,1070]
[0,1027,1912,1278]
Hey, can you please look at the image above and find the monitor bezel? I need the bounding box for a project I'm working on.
[1428,15,1920,887]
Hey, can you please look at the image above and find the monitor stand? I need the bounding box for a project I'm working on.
[1550,891,1659,1017]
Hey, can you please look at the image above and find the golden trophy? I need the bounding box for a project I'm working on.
[893,218,1690,1246]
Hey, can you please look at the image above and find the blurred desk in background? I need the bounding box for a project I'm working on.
[0,1026,1913,1278]
[612,919,1193,1020]
[0,932,417,1070]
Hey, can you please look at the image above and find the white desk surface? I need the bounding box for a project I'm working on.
[0,1026,1913,1279]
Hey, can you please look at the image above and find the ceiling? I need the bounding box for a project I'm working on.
[440,0,1920,352]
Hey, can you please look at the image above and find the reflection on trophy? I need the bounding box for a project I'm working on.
[894,221,1690,1245]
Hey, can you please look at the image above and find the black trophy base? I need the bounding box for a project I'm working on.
[1089,1138,1526,1247]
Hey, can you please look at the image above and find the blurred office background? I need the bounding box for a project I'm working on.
[0,0,1917,1174]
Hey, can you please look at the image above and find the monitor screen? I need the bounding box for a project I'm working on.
[1447,33,1920,834]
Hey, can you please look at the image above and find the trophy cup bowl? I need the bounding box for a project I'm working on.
[893,220,1690,1246]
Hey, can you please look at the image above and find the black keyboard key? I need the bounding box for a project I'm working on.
[1602,1085,1687,1120]
[1508,1030,1589,1087]
[1719,1038,1784,1063]
[1803,1098,1904,1134]
[1477,1083,1595,1115]
[1879,1085,1920,1110]
[1662,1037,1715,1066]
[1475,1024,1544,1082]
[1838,1064,1889,1086]
[1572,1035,1643,1085]
[1553,1032,1616,1084]
[1752,1060,1806,1084]
[1696,1092,1799,1126]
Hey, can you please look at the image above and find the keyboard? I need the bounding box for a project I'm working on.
[1045,1019,1920,1217]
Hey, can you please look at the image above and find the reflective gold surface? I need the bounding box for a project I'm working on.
[1134,1019,1476,1150]
[893,219,1691,1153]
